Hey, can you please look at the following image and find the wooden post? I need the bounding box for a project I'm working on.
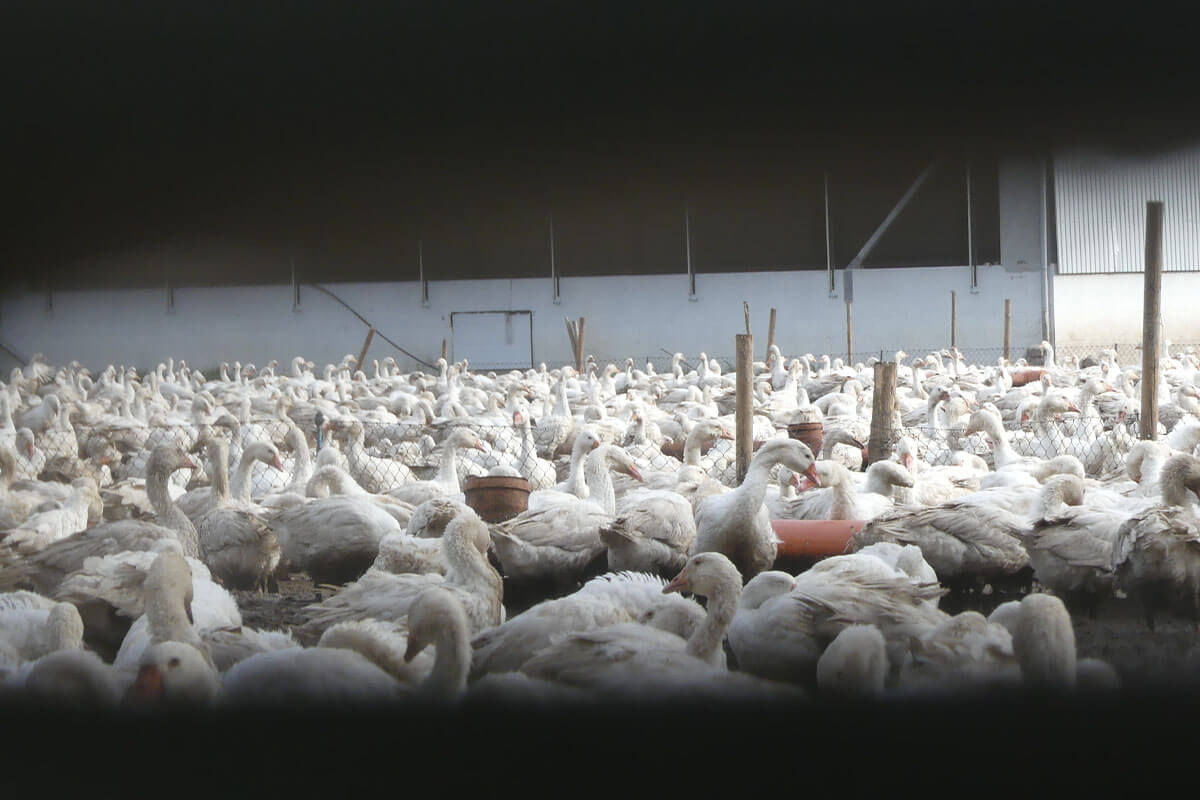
[564,317,577,365]
[441,339,448,362]
[575,317,586,372]
[743,301,751,336]
[1141,200,1164,440]
[950,291,957,348]
[845,302,853,364]
[357,327,376,373]
[766,307,777,362]
[1003,299,1012,362]
[868,361,898,465]
[735,333,754,484]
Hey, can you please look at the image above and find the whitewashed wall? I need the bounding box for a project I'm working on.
[1052,272,1200,346]
[0,264,1044,374]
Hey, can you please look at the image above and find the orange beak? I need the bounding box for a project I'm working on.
[719,430,734,441]
[663,569,689,594]
[901,452,915,471]
[182,456,198,470]
[124,663,164,703]
[271,455,285,470]
[626,464,644,482]
[803,464,821,487]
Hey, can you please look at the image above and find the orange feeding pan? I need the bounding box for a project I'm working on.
[1009,368,1047,387]
[771,518,865,558]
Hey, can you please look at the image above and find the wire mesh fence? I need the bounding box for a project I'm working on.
[887,413,1144,477]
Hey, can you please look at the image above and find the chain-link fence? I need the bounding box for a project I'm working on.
[886,413,1144,477]
[319,418,561,493]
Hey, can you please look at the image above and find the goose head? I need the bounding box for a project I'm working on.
[445,427,488,453]
[738,570,797,610]
[572,428,602,456]
[1158,453,1200,508]
[663,551,743,598]
[243,440,285,471]
[865,459,915,490]
[124,641,221,709]
[1039,473,1085,513]
[403,586,470,664]
[147,442,199,478]
[596,444,644,483]
[752,438,819,487]
[15,428,35,459]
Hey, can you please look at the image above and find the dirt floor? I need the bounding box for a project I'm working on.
[233,570,1200,690]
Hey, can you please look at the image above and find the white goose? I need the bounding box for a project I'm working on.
[194,438,282,592]
[692,438,819,581]
[520,553,796,700]
[295,511,504,643]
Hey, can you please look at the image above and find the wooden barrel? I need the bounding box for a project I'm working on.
[786,421,824,457]
[463,475,531,523]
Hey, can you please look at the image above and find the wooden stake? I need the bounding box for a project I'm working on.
[950,290,957,348]
[743,301,751,336]
[735,333,754,484]
[1141,200,1164,440]
[868,361,898,465]
[564,317,577,363]
[357,327,376,373]
[441,339,448,362]
[575,317,587,372]
[1003,299,1012,362]
[766,307,777,362]
[845,303,853,364]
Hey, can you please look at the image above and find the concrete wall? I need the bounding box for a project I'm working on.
[0,154,1055,373]
[0,264,1045,374]
[1052,271,1200,346]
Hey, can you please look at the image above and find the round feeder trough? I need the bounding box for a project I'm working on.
[1009,368,1047,388]
[786,422,824,457]
[771,518,866,559]
[464,475,531,523]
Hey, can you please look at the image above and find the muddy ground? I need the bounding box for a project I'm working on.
[234,569,1200,690]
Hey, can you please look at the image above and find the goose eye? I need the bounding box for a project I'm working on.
[168,657,181,669]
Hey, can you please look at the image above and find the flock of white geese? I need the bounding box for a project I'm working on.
[2,339,1200,708]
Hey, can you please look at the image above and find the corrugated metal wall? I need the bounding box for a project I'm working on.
[1054,144,1200,274]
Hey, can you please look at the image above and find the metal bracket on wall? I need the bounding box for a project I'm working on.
[825,169,837,297]
[419,239,430,307]
[685,203,697,301]
[967,160,979,293]
[550,214,561,305]
[291,258,301,311]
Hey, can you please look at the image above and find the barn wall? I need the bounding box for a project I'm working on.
[1,265,1044,374]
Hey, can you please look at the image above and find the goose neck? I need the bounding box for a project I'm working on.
[147,469,199,557]
[230,449,259,504]
[208,441,231,504]
[435,438,462,488]
[686,577,740,664]
[424,617,472,700]
[584,449,616,515]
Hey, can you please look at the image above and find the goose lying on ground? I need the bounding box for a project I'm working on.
[469,571,701,679]
[1112,453,1200,630]
[294,512,503,644]
[520,552,800,701]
